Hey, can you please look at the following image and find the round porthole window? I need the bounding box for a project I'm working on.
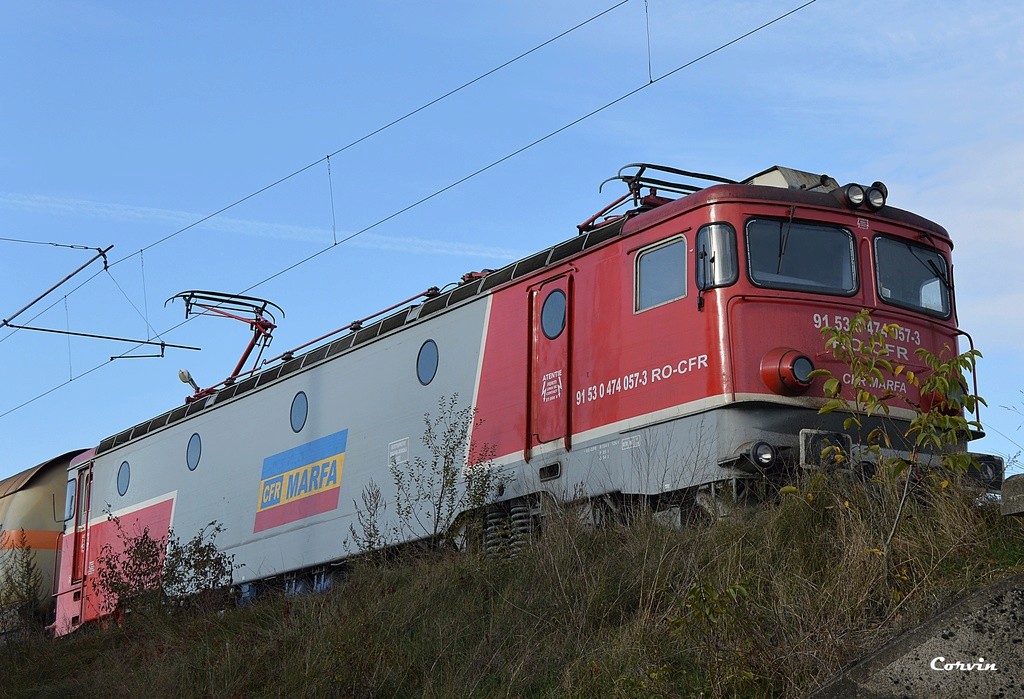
[117,461,130,496]
[417,339,438,385]
[290,391,308,433]
[187,433,202,471]
[541,289,566,340]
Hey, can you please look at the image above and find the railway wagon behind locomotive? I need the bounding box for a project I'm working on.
[0,451,80,628]
[52,164,996,635]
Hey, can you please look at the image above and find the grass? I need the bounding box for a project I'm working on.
[3,471,1023,698]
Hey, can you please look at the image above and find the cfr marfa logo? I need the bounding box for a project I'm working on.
[253,429,347,533]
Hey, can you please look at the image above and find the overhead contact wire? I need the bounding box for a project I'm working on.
[327,156,338,245]
[644,0,653,83]
[0,2,628,347]
[110,1,631,268]
[0,0,817,420]
[241,0,818,294]
[0,236,96,250]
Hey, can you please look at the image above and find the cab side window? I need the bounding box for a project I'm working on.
[695,223,738,290]
[635,237,687,311]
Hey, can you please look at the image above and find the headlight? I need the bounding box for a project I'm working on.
[791,355,814,384]
[841,183,865,208]
[751,441,778,468]
[865,181,887,210]
[760,347,815,396]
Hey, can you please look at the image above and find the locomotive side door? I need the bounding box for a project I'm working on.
[527,273,573,458]
[70,463,93,585]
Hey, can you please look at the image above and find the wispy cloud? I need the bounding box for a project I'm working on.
[0,192,527,261]
[896,138,1024,352]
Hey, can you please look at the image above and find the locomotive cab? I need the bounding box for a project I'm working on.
[473,162,999,527]
[600,165,984,485]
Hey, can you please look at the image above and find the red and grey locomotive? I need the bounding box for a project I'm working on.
[3,163,996,635]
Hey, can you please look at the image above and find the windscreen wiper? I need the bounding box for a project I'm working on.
[907,243,952,291]
[776,206,796,274]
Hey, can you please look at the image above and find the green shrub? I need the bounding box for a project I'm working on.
[95,516,235,623]
[0,527,44,636]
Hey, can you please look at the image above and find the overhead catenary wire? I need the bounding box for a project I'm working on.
[643,0,653,83]
[0,236,98,251]
[0,0,818,421]
[64,296,72,381]
[327,156,338,246]
[112,1,631,266]
[4,323,199,352]
[141,250,152,340]
[0,313,200,421]
[238,0,818,294]
[105,267,163,342]
[0,1,631,347]
[0,2,626,349]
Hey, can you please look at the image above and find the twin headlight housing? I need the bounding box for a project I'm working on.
[836,181,888,211]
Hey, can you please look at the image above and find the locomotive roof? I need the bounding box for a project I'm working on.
[94,214,631,457]
[92,167,951,458]
[622,166,951,243]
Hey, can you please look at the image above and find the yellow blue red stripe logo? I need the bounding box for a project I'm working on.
[253,429,346,533]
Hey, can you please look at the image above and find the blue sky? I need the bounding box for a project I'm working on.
[1,0,1022,480]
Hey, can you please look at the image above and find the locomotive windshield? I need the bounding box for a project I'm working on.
[746,219,856,295]
[874,236,951,318]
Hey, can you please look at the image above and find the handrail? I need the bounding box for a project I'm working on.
[955,328,985,434]
[51,531,63,598]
